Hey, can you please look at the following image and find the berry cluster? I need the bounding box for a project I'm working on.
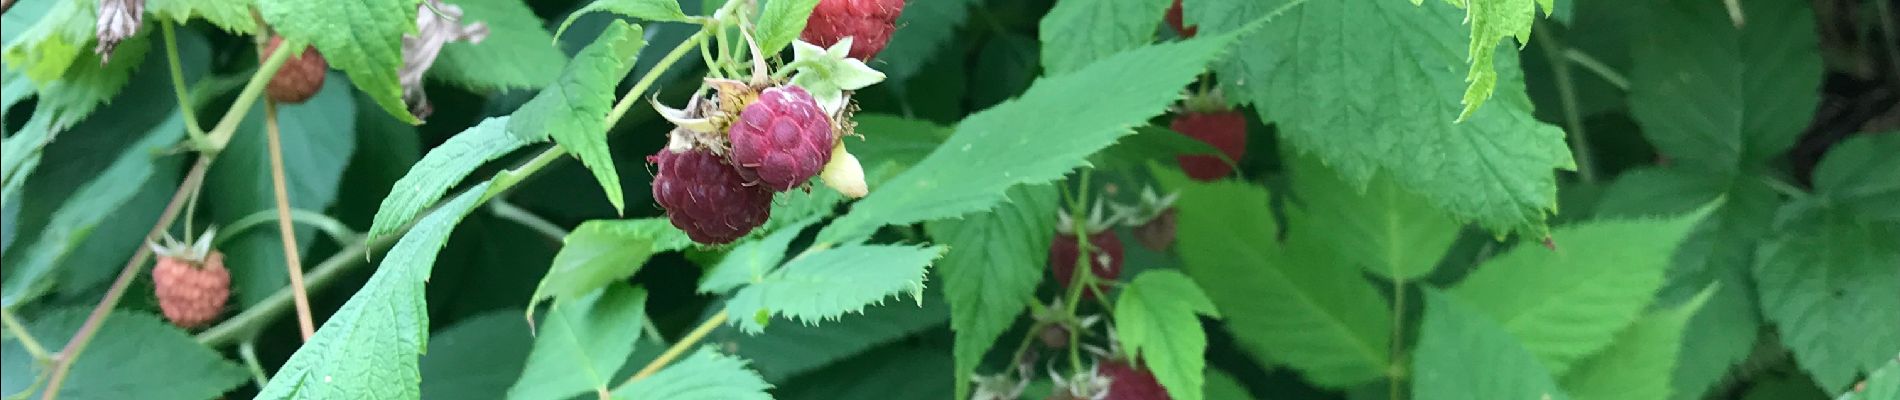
[801,0,906,60]
[148,231,229,329]
[650,85,838,244]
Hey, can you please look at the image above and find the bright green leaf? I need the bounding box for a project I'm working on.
[1441,0,1556,119]
[257,182,493,399]
[701,218,820,295]
[1809,133,1900,222]
[371,117,536,241]
[257,0,423,123]
[1284,149,1457,281]
[147,0,258,34]
[509,286,649,400]
[816,32,1241,244]
[1,0,94,85]
[925,184,1057,399]
[1449,210,1704,374]
[1169,175,1392,387]
[533,218,692,310]
[208,77,358,307]
[23,36,151,129]
[1412,289,1570,400]
[725,244,944,334]
[0,309,247,400]
[1561,287,1714,400]
[1038,0,1172,75]
[509,21,646,212]
[609,347,771,400]
[420,311,535,400]
[754,0,821,56]
[1188,0,1573,236]
[845,114,951,170]
[433,0,569,90]
[556,0,691,40]
[1628,0,1821,176]
[1755,203,1900,392]
[1115,270,1221,400]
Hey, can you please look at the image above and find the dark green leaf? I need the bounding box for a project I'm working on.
[925,184,1057,399]
[421,311,535,400]
[709,288,948,382]
[1412,289,1569,400]
[1038,0,1171,74]
[510,21,646,212]
[1,309,247,400]
[725,244,944,334]
[556,0,692,40]
[609,347,771,400]
[509,285,649,400]
[433,0,570,90]
[1756,203,1900,392]
[1284,148,1457,281]
[370,117,536,241]
[533,218,691,309]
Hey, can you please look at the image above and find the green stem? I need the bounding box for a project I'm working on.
[605,31,710,135]
[196,235,387,346]
[160,22,206,142]
[0,308,49,361]
[238,341,271,388]
[1563,49,1630,91]
[621,311,728,388]
[203,40,297,154]
[1759,175,1808,199]
[1535,21,1596,183]
[1063,170,1093,374]
[216,208,358,248]
[490,199,569,242]
[1388,278,1406,400]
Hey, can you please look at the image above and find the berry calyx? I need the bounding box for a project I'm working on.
[1165,0,1196,38]
[1170,110,1247,181]
[1100,359,1170,400]
[263,36,328,104]
[801,0,906,60]
[728,85,836,192]
[650,147,774,244]
[149,231,228,329]
[1050,231,1124,300]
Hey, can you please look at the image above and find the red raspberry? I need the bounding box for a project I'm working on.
[728,85,835,192]
[262,36,328,104]
[1100,359,1170,400]
[153,252,229,329]
[1050,231,1124,300]
[1171,110,1247,181]
[1165,0,1196,38]
[650,148,773,244]
[801,0,906,60]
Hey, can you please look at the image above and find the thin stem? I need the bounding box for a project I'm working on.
[1760,175,1808,199]
[161,22,206,141]
[491,200,569,243]
[1009,319,1050,365]
[204,41,296,153]
[1062,170,1093,374]
[216,208,357,248]
[198,235,387,346]
[1563,49,1630,91]
[1535,22,1596,183]
[40,157,211,400]
[606,30,709,128]
[1,308,50,361]
[1877,0,1900,85]
[265,102,316,341]
[1388,278,1406,400]
[238,341,271,388]
[622,311,728,386]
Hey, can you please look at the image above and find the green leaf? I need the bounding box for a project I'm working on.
[371,117,536,241]
[509,21,646,212]
[710,288,948,382]
[1627,0,1821,175]
[1841,359,1900,400]
[1809,133,1900,222]
[1561,287,1714,400]
[208,76,358,307]
[754,0,821,56]
[1037,0,1171,75]
[1412,289,1570,400]
[1091,125,1222,173]
[845,114,952,170]
[556,0,691,40]
[509,285,650,400]
[879,0,976,81]
[147,0,259,34]
[816,33,1241,244]
[609,347,771,400]
[258,0,423,123]
[725,244,944,334]
[925,183,1058,399]
[0,309,247,400]
[21,36,152,129]
[532,218,691,310]
[1188,0,1573,236]
[1115,270,1221,400]
[1,0,94,85]
[1283,148,1457,281]
[1449,211,1704,374]
[1442,0,1555,120]
[1755,203,1900,392]
[771,343,954,399]
[0,112,185,307]
[700,218,821,295]
[432,0,569,90]
[1168,175,1392,387]
[1205,369,1255,400]
[257,182,493,399]
[420,311,535,400]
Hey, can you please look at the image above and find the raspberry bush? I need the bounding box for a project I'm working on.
[2,0,1898,399]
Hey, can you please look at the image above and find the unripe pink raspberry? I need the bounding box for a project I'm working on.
[728,85,835,192]
[801,0,906,60]
[650,148,773,244]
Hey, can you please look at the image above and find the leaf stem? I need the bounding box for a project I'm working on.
[1063,170,1094,374]
[264,101,317,341]
[203,40,297,154]
[0,308,49,361]
[1535,21,1597,183]
[160,22,206,142]
[606,30,711,128]
[621,310,729,387]
[1759,175,1808,199]
[197,234,390,347]
[1562,49,1630,91]
[216,208,358,248]
[238,341,271,388]
[490,199,570,242]
[1388,278,1406,400]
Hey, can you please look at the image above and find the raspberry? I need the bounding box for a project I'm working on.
[1165,0,1196,38]
[650,147,773,244]
[263,36,328,104]
[1050,231,1124,300]
[1100,359,1170,400]
[153,252,229,329]
[1133,208,1177,251]
[728,85,836,192]
[1171,110,1247,181]
[801,0,906,60]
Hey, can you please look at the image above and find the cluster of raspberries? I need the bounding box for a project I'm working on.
[650,86,836,244]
